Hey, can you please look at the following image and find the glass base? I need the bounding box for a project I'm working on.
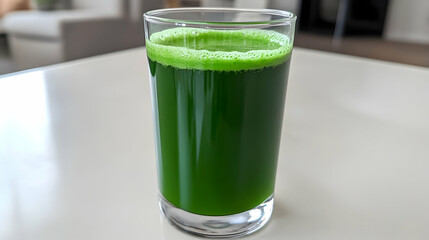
[159,194,274,238]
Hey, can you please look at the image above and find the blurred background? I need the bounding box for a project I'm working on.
[0,0,428,75]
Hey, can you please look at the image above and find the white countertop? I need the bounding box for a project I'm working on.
[1,48,429,240]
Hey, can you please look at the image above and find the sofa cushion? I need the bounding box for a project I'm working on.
[3,10,118,39]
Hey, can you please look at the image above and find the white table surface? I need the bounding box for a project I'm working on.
[1,48,429,240]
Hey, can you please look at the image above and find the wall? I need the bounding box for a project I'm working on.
[384,0,429,44]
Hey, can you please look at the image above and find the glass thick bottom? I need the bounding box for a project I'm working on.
[159,194,274,238]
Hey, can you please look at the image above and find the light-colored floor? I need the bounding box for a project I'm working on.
[295,33,429,68]
[0,35,15,76]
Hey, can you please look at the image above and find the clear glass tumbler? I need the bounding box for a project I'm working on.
[144,8,296,238]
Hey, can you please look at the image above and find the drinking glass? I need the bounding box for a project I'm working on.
[144,8,296,238]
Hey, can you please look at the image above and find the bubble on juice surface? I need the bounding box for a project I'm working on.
[147,28,292,71]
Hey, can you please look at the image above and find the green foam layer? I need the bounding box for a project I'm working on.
[146,28,292,71]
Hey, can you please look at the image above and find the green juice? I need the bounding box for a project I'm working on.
[147,28,292,216]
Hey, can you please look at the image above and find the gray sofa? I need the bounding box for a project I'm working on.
[0,19,4,34]
[3,0,162,70]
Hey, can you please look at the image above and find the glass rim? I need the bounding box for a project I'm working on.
[144,7,297,27]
